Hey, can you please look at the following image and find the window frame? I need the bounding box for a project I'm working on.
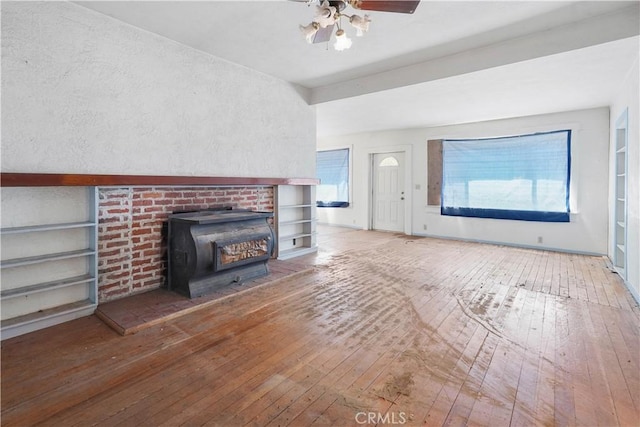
[316,147,351,208]
[439,130,572,222]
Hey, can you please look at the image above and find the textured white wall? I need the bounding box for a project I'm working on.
[318,108,610,255]
[1,1,316,178]
[610,57,639,301]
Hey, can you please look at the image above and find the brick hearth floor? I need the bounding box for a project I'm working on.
[95,256,319,335]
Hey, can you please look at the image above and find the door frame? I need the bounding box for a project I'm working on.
[367,145,412,235]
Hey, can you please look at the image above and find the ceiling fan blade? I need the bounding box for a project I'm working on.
[313,24,334,43]
[350,0,420,14]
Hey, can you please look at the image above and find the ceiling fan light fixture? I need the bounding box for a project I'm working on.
[300,22,320,43]
[333,28,352,51]
[315,0,338,28]
[349,14,371,36]
[297,0,414,49]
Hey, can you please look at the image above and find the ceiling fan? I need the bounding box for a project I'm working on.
[296,0,421,50]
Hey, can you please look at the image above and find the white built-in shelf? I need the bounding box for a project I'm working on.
[1,300,96,338]
[0,249,96,269]
[1,274,94,299]
[275,185,317,260]
[1,187,98,340]
[0,221,95,235]
[613,109,628,275]
[279,204,314,209]
[280,232,317,241]
[279,219,316,226]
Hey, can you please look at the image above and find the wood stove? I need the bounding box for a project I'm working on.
[167,209,275,298]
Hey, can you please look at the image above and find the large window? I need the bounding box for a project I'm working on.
[441,130,571,222]
[316,148,349,207]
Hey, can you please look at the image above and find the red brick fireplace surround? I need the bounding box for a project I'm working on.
[1,173,319,303]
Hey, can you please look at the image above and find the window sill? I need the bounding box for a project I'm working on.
[425,205,579,221]
[317,202,350,208]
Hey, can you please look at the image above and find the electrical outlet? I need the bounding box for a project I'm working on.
[423,224,427,230]
[293,238,297,246]
[537,236,543,244]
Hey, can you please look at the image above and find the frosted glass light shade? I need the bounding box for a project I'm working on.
[300,22,320,43]
[334,29,352,51]
[349,14,371,36]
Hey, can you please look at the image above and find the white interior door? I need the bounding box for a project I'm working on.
[372,152,405,232]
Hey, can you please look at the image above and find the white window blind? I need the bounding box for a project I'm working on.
[441,130,571,222]
[316,148,349,207]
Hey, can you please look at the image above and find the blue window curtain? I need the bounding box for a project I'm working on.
[441,130,571,222]
[316,149,350,207]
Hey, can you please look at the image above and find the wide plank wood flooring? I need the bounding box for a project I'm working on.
[2,227,639,426]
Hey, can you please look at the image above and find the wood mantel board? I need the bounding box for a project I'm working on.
[1,173,319,187]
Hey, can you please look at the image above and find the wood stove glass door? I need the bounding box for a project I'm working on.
[372,152,405,233]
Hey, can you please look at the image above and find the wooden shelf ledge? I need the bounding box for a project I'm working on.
[1,173,319,187]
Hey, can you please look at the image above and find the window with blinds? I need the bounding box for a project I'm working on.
[316,148,350,207]
[441,130,571,222]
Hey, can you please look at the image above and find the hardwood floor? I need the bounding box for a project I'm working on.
[2,227,639,426]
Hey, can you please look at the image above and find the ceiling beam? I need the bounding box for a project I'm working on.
[309,3,640,105]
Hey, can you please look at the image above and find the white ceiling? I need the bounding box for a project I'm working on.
[76,1,639,137]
